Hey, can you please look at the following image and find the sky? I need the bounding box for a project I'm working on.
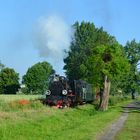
[0,0,140,81]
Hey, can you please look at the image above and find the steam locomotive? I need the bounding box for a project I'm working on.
[43,74,94,108]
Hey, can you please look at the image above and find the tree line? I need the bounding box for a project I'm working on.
[0,21,140,110]
[0,61,54,95]
[64,22,140,110]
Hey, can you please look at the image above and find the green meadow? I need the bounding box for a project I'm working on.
[0,95,41,102]
[0,95,131,140]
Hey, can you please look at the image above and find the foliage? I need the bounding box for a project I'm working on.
[17,86,29,95]
[64,21,130,110]
[64,22,117,81]
[23,61,55,94]
[125,39,140,66]
[0,68,20,94]
[64,21,129,85]
[87,44,130,88]
[108,95,130,106]
[0,61,4,71]
[64,21,96,80]
[0,61,5,94]
[123,39,140,98]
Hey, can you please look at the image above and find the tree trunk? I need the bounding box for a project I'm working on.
[131,90,135,99]
[98,88,103,109]
[99,75,111,111]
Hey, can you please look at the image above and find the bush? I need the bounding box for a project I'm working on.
[109,95,129,106]
[17,87,29,95]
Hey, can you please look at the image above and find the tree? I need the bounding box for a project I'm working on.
[87,44,130,110]
[0,61,4,71]
[137,71,140,94]
[64,21,130,111]
[64,22,97,80]
[0,68,20,94]
[23,61,55,94]
[124,39,140,99]
[0,61,5,93]
[64,22,117,81]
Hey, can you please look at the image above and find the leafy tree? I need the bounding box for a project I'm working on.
[137,71,140,94]
[64,21,130,110]
[0,61,4,71]
[64,22,117,81]
[86,44,130,110]
[23,61,55,94]
[0,61,5,93]
[0,68,20,94]
[124,39,140,99]
[64,22,97,80]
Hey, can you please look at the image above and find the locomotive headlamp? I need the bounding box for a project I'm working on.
[45,90,51,95]
[62,90,67,95]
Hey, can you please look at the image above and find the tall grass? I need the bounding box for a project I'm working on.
[0,95,41,102]
[0,95,44,112]
[109,95,131,106]
[0,95,132,140]
[0,104,127,140]
[0,105,122,140]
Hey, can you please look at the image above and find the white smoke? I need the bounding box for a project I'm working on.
[33,15,73,75]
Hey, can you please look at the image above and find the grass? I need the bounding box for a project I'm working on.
[114,111,140,140]
[0,105,122,140]
[0,95,132,140]
[0,95,41,102]
[113,96,140,140]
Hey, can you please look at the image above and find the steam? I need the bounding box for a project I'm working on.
[34,15,73,75]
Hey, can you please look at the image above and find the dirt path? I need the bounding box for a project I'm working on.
[96,101,140,140]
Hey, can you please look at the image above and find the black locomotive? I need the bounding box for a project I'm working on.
[43,74,94,108]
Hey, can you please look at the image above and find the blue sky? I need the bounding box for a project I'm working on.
[0,0,140,80]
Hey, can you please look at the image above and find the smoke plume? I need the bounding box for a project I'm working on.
[34,15,73,75]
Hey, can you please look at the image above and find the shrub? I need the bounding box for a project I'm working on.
[109,95,129,106]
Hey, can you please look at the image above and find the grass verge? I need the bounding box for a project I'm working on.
[0,102,130,140]
[114,110,140,140]
[0,95,132,140]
